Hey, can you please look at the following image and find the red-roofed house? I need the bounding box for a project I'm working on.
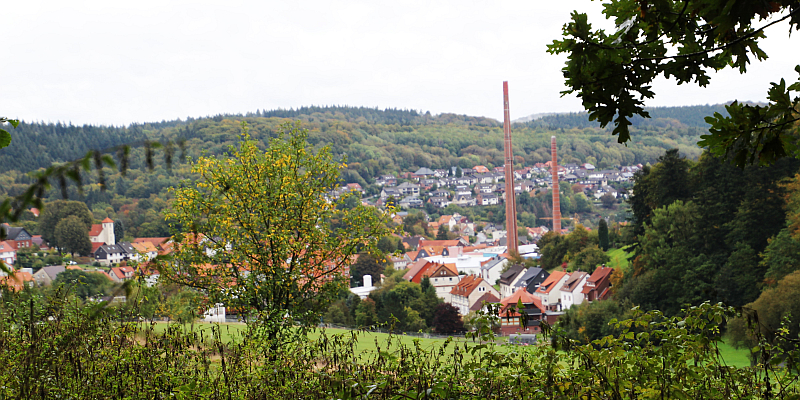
[0,241,16,265]
[582,266,614,302]
[449,275,499,315]
[109,266,135,283]
[402,259,431,282]
[533,270,570,311]
[0,270,34,291]
[424,262,460,302]
[498,288,547,335]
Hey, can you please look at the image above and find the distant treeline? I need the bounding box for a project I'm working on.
[521,104,731,130]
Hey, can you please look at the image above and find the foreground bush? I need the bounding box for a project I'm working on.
[0,287,798,399]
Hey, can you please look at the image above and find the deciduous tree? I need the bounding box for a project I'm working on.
[164,122,393,345]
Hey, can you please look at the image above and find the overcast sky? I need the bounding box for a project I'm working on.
[4,1,798,126]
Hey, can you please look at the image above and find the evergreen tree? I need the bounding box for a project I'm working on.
[598,219,609,251]
[436,224,449,240]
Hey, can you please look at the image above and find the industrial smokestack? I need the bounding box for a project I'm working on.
[503,82,519,255]
[551,136,561,234]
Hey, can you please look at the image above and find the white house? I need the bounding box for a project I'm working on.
[560,271,589,309]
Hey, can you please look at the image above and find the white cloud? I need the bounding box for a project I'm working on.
[2,1,796,125]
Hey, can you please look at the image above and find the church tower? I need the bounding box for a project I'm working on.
[102,218,115,244]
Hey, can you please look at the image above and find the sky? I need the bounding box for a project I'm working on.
[3,1,798,126]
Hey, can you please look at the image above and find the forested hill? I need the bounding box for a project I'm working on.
[0,122,145,174]
[0,104,723,178]
[521,104,730,130]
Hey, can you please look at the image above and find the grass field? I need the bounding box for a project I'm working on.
[606,246,632,271]
[141,321,752,367]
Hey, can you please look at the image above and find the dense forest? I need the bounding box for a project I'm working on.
[0,104,722,239]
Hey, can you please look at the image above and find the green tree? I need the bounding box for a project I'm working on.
[600,193,616,209]
[38,200,93,252]
[377,236,397,254]
[761,227,800,285]
[350,253,384,287]
[53,269,113,300]
[164,122,392,346]
[54,215,92,257]
[598,218,609,251]
[571,245,609,272]
[436,224,449,240]
[548,0,800,166]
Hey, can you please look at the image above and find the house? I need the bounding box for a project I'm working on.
[0,241,16,265]
[424,262,461,302]
[398,196,423,208]
[33,265,66,286]
[582,266,614,302]
[88,218,115,246]
[375,175,397,187]
[429,196,450,208]
[511,267,549,294]
[388,253,412,270]
[469,292,500,314]
[452,194,476,207]
[345,183,365,194]
[397,182,421,196]
[498,288,547,335]
[560,271,589,309]
[401,235,425,250]
[532,270,570,311]
[1,224,33,249]
[498,265,526,299]
[0,270,34,291]
[31,235,49,250]
[380,187,403,200]
[449,275,500,315]
[131,241,159,262]
[93,244,127,266]
[477,193,499,206]
[473,165,489,173]
[479,254,508,285]
[109,266,135,283]
[402,259,433,283]
[418,239,466,248]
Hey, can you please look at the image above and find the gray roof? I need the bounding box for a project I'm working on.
[414,167,435,175]
[39,265,65,280]
[514,267,545,288]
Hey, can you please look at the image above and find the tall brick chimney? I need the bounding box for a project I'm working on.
[551,136,561,234]
[503,82,519,255]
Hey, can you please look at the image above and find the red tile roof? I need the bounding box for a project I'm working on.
[587,266,614,285]
[102,217,114,223]
[535,271,568,295]
[450,275,485,297]
[88,224,103,236]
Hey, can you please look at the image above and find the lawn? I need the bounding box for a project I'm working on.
[141,321,752,367]
[606,246,632,271]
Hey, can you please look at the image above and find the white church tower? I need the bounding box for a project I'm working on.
[101,218,115,244]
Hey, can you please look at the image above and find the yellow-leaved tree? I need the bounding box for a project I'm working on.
[163,121,393,346]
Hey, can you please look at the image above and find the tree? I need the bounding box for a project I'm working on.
[53,269,113,300]
[436,224,449,240]
[432,303,464,334]
[598,218,609,251]
[349,253,384,287]
[549,0,800,166]
[113,220,125,243]
[164,122,392,345]
[600,193,616,209]
[377,236,398,254]
[456,167,462,178]
[38,200,93,252]
[54,215,92,256]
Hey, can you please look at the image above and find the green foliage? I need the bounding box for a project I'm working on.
[548,0,799,166]
[38,200,93,252]
[598,218,609,251]
[54,215,92,256]
[53,269,114,299]
[761,227,800,285]
[164,122,393,345]
[555,299,630,343]
[349,253,384,287]
[436,224,449,240]
[1,286,797,399]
